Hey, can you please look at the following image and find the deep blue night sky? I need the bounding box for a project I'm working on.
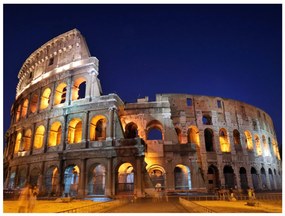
[3,4,282,152]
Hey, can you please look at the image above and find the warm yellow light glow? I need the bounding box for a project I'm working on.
[188,126,200,146]
[30,94,39,113]
[21,99,29,118]
[90,115,107,141]
[48,121,62,146]
[40,88,51,110]
[23,129,32,151]
[244,130,253,150]
[14,132,22,154]
[254,135,262,156]
[68,118,82,144]
[72,77,86,101]
[34,125,45,149]
[54,83,67,105]
[219,129,230,152]
[16,105,21,122]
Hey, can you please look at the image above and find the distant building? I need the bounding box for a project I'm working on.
[4,29,282,198]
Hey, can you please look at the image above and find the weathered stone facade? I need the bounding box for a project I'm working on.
[4,29,282,198]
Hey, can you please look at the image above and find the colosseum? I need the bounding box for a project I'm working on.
[4,29,282,199]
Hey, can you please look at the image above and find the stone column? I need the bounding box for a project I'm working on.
[135,157,143,197]
[43,119,50,153]
[66,76,73,106]
[106,157,113,197]
[106,106,116,144]
[78,159,86,198]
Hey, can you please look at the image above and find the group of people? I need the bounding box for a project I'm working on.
[18,183,39,213]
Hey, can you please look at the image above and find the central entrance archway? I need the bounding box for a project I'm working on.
[88,164,106,195]
[174,164,191,190]
[147,165,166,189]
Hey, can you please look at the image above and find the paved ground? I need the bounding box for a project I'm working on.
[105,197,191,213]
[3,196,282,213]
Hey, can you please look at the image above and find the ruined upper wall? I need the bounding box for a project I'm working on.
[16,29,97,98]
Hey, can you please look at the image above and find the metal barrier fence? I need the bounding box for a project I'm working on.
[56,199,129,213]
[179,197,216,213]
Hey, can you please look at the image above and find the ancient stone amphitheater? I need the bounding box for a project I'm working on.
[4,29,282,198]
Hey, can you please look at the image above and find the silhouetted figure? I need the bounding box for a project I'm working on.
[28,185,39,212]
[18,183,32,213]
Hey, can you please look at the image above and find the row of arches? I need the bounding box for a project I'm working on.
[208,165,281,191]
[14,115,107,153]
[15,78,87,123]
[8,163,192,196]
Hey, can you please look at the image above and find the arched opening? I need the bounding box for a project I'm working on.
[233,129,242,152]
[40,88,51,110]
[21,99,29,118]
[54,82,67,105]
[48,122,62,146]
[34,125,45,149]
[148,165,166,189]
[72,77,86,100]
[14,132,22,154]
[219,128,230,152]
[260,167,267,190]
[64,165,80,197]
[125,122,138,139]
[251,167,259,190]
[202,114,212,125]
[23,129,32,151]
[8,171,16,189]
[117,163,134,194]
[146,120,163,140]
[175,127,183,144]
[204,128,214,152]
[90,116,107,141]
[244,131,253,151]
[223,165,235,189]
[17,168,27,188]
[268,168,275,190]
[30,167,40,187]
[88,164,106,195]
[207,165,220,191]
[30,94,39,113]
[254,135,262,156]
[174,164,191,190]
[239,167,248,191]
[262,135,269,156]
[16,105,21,122]
[45,166,59,196]
[68,118,82,144]
[188,126,200,146]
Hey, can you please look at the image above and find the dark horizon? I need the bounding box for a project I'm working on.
[3,4,282,153]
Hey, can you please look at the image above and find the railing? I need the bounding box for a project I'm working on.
[179,197,216,213]
[56,199,129,213]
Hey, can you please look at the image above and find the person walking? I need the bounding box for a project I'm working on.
[18,183,31,213]
[28,185,39,213]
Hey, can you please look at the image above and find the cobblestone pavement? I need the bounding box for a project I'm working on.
[105,197,191,213]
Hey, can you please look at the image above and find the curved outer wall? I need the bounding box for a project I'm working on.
[4,30,282,198]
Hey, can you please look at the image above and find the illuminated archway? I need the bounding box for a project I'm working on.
[188,126,200,146]
[21,99,29,118]
[45,166,59,196]
[117,163,134,194]
[244,131,253,151]
[68,118,82,144]
[254,135,262,156]
[174,164,191,190]
[72,77,86,100]
[146,120,163,140]
[16,105,21,122]
[219,128,230,152]
[147,164,166,189]
[23,129,32,151]
[34,125,45,149]
[88,164,106,195]
[48,121,62,146]
[40,88,51,110]
[175,127,183,144]
[14,132,22,154]
[64,165,80,196]
[90,115,107,141]
[30,94,39,113]
[54,82,67,105]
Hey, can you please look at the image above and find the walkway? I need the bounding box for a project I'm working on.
[105,197,191,213]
